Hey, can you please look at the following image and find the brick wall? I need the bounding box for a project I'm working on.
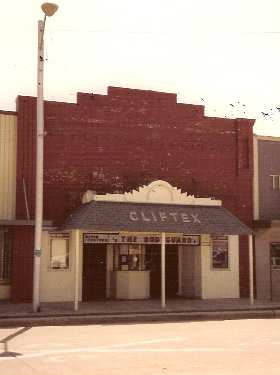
[15,86,254,297]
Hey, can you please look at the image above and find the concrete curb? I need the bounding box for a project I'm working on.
[0,309,279,327]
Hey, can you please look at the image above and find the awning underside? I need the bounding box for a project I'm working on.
[60,201,252,235]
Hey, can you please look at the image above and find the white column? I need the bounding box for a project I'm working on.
[74,229,80,311]
[33,20,45,313]
[161,232,166,308]
[249,234,254,305]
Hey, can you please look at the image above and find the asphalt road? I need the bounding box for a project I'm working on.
[0,319,280,374]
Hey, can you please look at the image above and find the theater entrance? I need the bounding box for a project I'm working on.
[145,244,178,298]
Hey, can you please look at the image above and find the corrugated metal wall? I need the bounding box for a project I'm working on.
[0,114,17,219]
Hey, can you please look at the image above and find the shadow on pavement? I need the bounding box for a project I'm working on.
[0,327,30,357]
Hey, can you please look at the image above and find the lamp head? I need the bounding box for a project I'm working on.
[41,2,59,17]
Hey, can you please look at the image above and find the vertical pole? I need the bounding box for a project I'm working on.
[249,234,254,305]
[74,229,80,311]
[33,19,45,313]
[161,232,166,308]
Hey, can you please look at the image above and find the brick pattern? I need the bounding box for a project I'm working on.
[15,86,255,297]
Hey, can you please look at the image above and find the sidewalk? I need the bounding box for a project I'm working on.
[1,298,280,327]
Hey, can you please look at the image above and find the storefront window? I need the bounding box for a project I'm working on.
[211,236,229,269]
[50,233,70,270]
[270,243,280,269]
[0,230,11,283]
[113,244,145,271]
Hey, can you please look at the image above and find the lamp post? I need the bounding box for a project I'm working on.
[33,2,58,313]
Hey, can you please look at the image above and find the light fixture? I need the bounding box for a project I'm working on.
[41,2,59,17]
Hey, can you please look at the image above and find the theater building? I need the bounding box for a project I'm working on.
[44,180,252,308]
[253,135,280,300]
[0,86,255,304]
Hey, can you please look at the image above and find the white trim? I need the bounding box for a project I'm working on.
[82,180,221,206]
[254,135,280,142]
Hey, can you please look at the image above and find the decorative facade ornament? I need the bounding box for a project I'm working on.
[82,180,221,206]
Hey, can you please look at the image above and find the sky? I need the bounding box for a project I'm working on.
[1,0,280,135]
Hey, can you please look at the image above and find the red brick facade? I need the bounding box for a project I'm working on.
[14,86,254,298]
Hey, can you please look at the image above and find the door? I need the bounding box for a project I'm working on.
[146,244,161,298]
[82,244,107,300]
[270,242,280,300]
[145,245,178,298]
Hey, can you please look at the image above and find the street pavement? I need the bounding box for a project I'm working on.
[0,319,280,374]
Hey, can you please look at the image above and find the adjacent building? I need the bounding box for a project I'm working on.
[0,111,17,300]
[254,135,280,300]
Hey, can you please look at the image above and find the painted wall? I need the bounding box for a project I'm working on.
[201,235,240,299]
[257,137,280,220]
[0,113,17,220]
[40,230,83,303]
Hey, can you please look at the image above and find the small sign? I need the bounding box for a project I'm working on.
[49,232,69,239]
[34,249,42,257]
[83,233,200,245]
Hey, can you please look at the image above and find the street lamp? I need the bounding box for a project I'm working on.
[33,3,58,313]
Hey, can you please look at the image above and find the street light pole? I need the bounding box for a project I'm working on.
[33,3,58,313]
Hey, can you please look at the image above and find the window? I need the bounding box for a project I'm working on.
[50,233,70,270]
[0,230,11,283]
[211,236,229,269]
[270,243,280,269]
[113,244,145,271]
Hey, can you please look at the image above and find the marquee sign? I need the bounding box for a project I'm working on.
[128,210,201,224]
[83,233,200,245]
